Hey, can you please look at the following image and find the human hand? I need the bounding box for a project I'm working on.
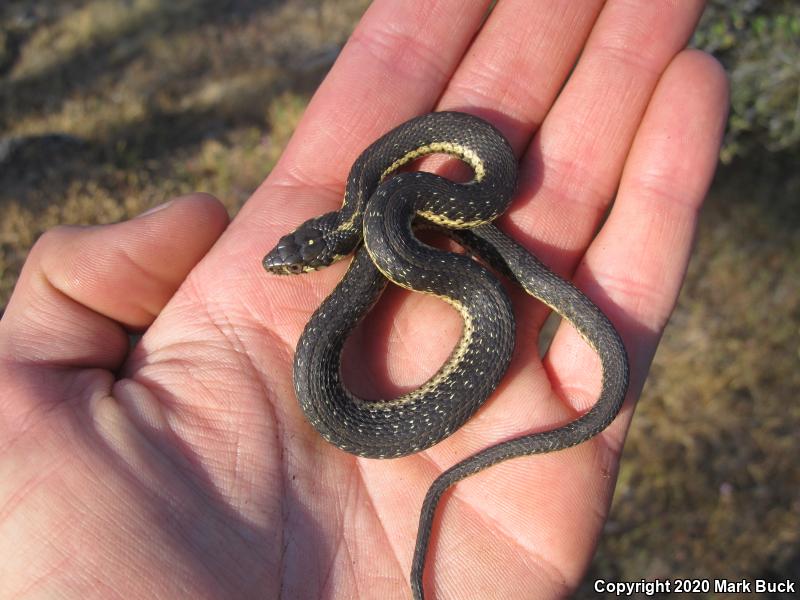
[0,1,727,598]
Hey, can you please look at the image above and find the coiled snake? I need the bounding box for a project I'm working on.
[263,111,629,599]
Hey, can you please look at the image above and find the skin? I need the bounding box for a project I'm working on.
[0,1,728,599]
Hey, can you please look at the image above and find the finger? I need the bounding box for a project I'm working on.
[505,49,727,577]
[548,49,729,449]
[241,0,495,226]
[431,0,707,454]
[399,49,728,595]
[438,0,605,149]
[506,0,706,279]
[396,48,727,595]
[0,194,228,369]
[371,0,706,393]
[370,1,705,453]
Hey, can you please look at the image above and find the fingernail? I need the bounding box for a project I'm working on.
[138,200,173,218]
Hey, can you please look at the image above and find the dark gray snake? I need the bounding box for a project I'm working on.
[263,111,629,599]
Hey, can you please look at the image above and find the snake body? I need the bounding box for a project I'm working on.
[263,111,629,599]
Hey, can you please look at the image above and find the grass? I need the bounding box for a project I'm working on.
[0,0,368,301]
[2,1,798,596]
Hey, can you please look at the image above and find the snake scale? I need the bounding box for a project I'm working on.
[263,111,630,599]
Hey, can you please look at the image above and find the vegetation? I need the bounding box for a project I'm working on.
[694,0,800,161]
[1,1,797,597]
[0,0,367,301]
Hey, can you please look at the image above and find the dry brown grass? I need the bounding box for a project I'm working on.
[1,1,798,596]
[1,0,368,301]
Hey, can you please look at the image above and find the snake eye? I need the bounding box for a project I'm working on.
[264,213,341,275]
[294,226,325,262]
[296,226,321,243]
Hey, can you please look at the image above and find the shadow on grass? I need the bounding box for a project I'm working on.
[0,0,346,209]
[0,0,283,131]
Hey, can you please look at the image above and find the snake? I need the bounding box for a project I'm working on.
[263,111,630,599]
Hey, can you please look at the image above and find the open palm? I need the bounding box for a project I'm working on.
[0,1,727,599]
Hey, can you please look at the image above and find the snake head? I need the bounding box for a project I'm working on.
[263,212,345,275]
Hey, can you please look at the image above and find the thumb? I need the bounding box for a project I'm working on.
[0,193,228,370]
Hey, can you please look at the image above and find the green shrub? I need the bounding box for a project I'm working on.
[694,0,800,161]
